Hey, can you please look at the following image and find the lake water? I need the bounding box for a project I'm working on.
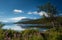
[2,23,48,32]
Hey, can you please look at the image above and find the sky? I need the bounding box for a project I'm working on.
[0,0,62,23]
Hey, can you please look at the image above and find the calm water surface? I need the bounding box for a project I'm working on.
[2,23,48,31]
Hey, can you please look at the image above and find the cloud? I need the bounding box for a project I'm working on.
[9,17,27,22]
[28,12,32,14]
[32,11,38,14]
[28,11,37,14]
[2,16,27,23]
[27,11,48,17]
[38,11,48,17]
[13,9,23,13]
[2,20,9,22]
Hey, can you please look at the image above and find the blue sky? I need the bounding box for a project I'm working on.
[0,0,62,23]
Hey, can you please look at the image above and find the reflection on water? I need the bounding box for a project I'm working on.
[2,23,25,31]
[17,24,45,28]
[2,23,47,32]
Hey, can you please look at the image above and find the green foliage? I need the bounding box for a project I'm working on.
[38,2,57,17]
[0,28,62,40]
[0,22,5,29]
[0,29,44,40]
[21,29,44,40]
[0,29,5,40]
[44,27,62,40]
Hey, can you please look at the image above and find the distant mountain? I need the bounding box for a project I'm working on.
[16,16,62,24]
[15,18,34,24]
[16,18,43,24]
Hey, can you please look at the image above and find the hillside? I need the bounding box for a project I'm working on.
[16,16,62,24]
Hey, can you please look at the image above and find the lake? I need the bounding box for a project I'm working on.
[2,23,48,32]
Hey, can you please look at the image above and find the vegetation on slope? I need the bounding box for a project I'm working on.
[0,27,62,40]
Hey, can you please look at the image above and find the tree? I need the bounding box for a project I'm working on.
[0,22,5,29]
[38,2,58,28]
[38,2,57,17]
